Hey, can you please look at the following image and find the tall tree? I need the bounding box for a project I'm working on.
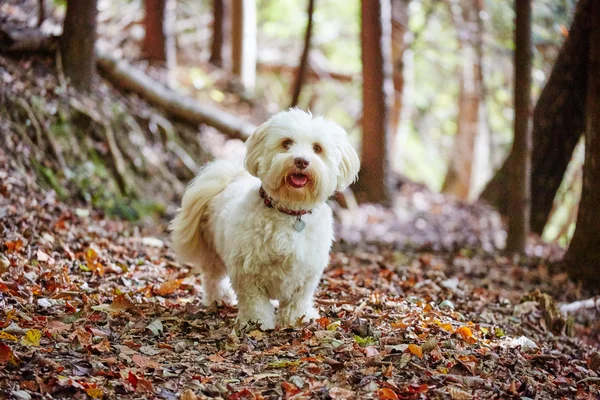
[231,0,257,94]
[357,0,393,204]
[563,0,600,288]
[480,0,590,234]
[142,0,176,69]
[60,0,98,92]
[506,0,532,253]
[209,0,226,67]
[290,0,315,108]
[390,0,410,146]
[442,0,485,200]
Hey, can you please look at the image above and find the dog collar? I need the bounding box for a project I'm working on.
[259,187,312,232]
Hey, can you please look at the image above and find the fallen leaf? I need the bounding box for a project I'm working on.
[247,330,264,340]
[92,294,134,313]
[10,390,31,400]
[449,386,473,400]
[0,343,19,366]
[365,346,379,357]
[377,388,399,400]
[85,387,104,399]
[20,329,41,347]
[127,371,139,389]
[282,381,300,397]
[92,339,111,353]
[180,389,198,400]
[136,377,153,393]
[153,279,183,296]
[456,326,476,343]
[146,319,164,336]
[132,354,160,370]
[329,387,355,399]
[0,331,18,341]
[408,344,423,358]
[36,250,55,265]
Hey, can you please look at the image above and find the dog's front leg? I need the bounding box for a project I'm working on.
[277,274,320,326]
[233,278,275,330]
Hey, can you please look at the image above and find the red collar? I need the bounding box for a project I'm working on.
[259,187,312,217]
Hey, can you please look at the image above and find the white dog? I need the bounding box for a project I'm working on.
[169,109,360,329]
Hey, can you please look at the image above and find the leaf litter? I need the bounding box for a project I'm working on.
[1,147,600,399]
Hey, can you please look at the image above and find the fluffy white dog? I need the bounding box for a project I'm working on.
[169,109,360,329]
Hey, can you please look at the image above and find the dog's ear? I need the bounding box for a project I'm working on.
[335,129,361,191]
[244,120,270,177]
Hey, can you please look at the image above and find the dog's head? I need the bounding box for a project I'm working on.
[244,109,360,209]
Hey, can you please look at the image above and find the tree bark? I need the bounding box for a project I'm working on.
[563,0,600,288]
[60,0,98,92]
[356,0,393,204]
[390,0,409,145]
[505,0,532,254]
[480,0,590,234]
[290,0,315,108]
[231,0,257,94]
[38,0,46,27]
[209,0,226,67]
[142,0,175,69]
[442,0,484,200]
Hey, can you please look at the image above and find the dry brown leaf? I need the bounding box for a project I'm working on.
[408,344,423,359]
[180,389,198,400]
[132,354,160,370]
[449,386,473,400]
[377,388,399,400]
[153,279,183,296]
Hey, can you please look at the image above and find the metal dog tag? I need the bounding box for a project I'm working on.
[294,218,306,232]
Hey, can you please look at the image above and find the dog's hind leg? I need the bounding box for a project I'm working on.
[198,246,237,306]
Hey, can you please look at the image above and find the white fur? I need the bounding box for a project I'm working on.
[170,109,360,329]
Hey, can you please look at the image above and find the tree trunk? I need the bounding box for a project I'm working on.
[390,0,409,154]
[442,0,484,200]
[356,0,393,204]
[506,0,532,253]
[60,0,98,92]
[209,0,225,67]
[142,0,175,69]
[290,0,315,108]
[480,0,590,234]
[563,0,600,288]
[231,0,257,94]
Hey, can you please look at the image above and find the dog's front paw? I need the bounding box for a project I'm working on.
[277,305,319,327]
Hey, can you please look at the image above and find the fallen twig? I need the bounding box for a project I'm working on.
[560,297,600,314]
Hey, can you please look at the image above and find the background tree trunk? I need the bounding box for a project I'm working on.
[231,0,257,94]
[480,0,590,234]
[563,0,600,288]
[209,0,225,67]
[442,0,484,200]
[390,0,409,143]
[290,0,315,108]
[142,0,176,70]
[60,0,98,92]
[506,0,532,253]
[356,0,393,204]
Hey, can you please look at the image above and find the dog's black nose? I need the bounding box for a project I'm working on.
[294,157,310,170]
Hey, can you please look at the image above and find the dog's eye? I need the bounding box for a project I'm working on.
[313,144,322,154]
[282,139,294,149]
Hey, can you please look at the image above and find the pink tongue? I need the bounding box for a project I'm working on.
[290,174,308,187]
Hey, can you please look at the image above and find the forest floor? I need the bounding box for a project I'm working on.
[1,145,600,400]
[1,3,600,398]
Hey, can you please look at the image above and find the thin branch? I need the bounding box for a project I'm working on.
[290,0,315,108]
